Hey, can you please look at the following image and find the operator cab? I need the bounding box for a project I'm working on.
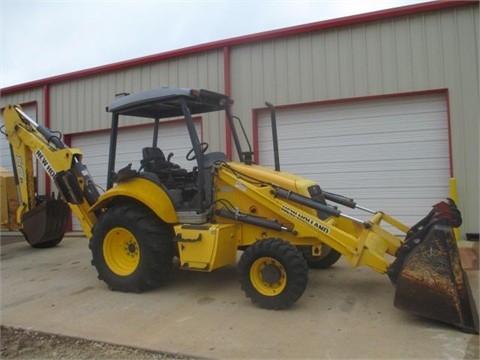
[106,88,232,220]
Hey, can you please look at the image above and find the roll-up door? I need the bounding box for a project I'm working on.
[70,120,201,231]
[257,93,450,229]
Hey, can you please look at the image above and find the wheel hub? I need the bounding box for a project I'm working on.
[103,227,140,276]
[126,241,138,257]
[250,257,287,296]
[260,263,282,286]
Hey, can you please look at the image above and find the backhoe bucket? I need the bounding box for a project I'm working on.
[21,199,69,247]
[389,200,479,333]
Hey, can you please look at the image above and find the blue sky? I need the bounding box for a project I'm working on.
[1,0,425,88]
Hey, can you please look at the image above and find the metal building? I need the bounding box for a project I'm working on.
[1,0,478,238]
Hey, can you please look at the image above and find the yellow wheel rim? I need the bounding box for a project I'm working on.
[103,227,140,276]
[250,257,287,296]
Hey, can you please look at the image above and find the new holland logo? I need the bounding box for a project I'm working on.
[281,204,330,234]
[35,150,56,178]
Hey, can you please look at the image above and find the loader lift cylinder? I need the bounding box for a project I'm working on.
[273,187,341,218]
[323,191,377,214]
[216,209,296,234]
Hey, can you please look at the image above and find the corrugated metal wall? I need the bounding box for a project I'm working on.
[229,4,478,236]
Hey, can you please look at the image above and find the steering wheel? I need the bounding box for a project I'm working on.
[186,142,209,161]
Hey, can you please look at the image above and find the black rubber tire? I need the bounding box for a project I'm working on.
[300,245,342,269]
[89,201,174,292]
[238,238,308,309]
[29,238,63,248]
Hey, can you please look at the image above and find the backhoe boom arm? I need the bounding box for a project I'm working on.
[2,105,99,240]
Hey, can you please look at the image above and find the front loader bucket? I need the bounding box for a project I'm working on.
[389,200,478,334]
[21,198,69,248]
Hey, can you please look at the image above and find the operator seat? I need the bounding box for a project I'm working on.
[141,147,168,173]
[140,147,188,187]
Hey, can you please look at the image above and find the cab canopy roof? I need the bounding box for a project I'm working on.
[106,87,231,118]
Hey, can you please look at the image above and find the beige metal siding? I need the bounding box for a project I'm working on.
[229,4,478,235]
[230,7,478,106]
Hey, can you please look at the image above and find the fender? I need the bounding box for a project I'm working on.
[89,177,177,223]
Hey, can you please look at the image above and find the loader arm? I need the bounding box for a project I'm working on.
[214,162,402,273]
[2,105,99,242]
[214,161,478,333]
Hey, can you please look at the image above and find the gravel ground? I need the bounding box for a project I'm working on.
[1,326,197,359]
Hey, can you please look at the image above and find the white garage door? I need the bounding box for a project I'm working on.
[258,94,450,229]
[70,120,201,231]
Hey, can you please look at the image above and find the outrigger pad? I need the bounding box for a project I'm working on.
[21,199,69,246]
[393,223,479,334]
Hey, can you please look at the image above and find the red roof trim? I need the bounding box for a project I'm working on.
[1,1,474,94]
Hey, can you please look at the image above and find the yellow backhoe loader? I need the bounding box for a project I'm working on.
[2,87,478,333]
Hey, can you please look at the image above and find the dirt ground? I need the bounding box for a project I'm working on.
[0,326,197,359]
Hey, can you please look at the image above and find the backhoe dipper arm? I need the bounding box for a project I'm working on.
[2,104,99,239]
